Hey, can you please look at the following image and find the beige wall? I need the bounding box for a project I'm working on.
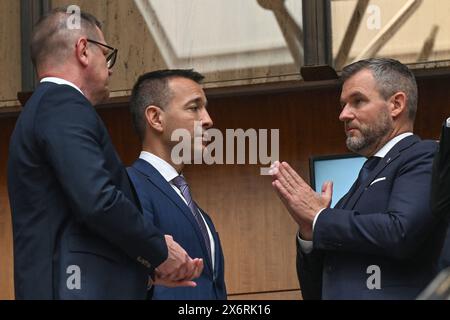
[332,0,450,66]
[2,0,450,106]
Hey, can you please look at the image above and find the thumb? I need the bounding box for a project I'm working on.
[321,181,333,207]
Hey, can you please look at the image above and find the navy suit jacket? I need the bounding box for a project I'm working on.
[127,159,227,300]
[297,135,447,299]
[8,83,168,299]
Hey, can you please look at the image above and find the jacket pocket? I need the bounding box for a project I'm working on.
[69,234,122,263]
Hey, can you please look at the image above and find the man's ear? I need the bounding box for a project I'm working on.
[390,92,407,119]
[145,105,164,132]
[75,38,89,68]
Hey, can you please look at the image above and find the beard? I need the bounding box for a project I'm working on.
[345,109,393,153]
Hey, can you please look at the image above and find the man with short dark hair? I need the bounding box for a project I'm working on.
[8,8,202,299]
[270,58,446,299]
[127,69,227,299]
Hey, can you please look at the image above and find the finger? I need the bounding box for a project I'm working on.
[272,180,293,206]
[277,166,297,192]
[321,181,333,207]
[282,162,308,187]
[184,257,197,278]
[169,262,189,281]
[273,180,303,225]
[173,280,197,288]
[155,277,197,288]
[183,258,199,280]
[273,167,297,196]
[191,259,204,280]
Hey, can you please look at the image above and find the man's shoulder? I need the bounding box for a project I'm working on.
[395,137,438,168]
[409,138,438,154]
[38,83,89,106]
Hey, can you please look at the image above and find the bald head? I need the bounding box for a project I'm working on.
[30,7,101,72]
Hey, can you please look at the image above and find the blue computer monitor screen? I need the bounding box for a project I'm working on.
[310,155,366,208]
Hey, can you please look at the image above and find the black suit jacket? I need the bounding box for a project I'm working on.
[8,82,167,299]
[431,121,450,270]
[297,135,446,299]
[431,121,450,221]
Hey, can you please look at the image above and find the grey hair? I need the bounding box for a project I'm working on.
[30,7,102,68]
[341,58,418,121]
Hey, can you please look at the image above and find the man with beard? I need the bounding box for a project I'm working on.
[269,58,446,299]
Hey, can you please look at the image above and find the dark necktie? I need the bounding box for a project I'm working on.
[357,156,381,187]
[171,175,212,262]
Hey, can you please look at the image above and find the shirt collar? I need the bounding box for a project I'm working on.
[374,132,413,158]
[40,77,84,96]
[139,151,180,182]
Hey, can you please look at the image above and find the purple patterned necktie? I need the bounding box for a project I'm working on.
[172,175,212,262]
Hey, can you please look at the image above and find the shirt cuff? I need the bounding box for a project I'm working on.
[297,208,326,254]
[313,208,326,230]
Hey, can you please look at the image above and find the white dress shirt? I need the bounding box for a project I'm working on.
[139,151,216,270]
[40,77,84,96]
[298,132,414,253]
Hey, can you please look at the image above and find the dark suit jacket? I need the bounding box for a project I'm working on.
[431,121,450,270]
[8,82,168,299]
[297,135,446,299]
[127,159,227,300]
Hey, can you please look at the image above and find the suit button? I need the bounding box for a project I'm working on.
[137,256,151,268]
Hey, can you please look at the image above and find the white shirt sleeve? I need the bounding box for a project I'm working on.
[297,208,326,254]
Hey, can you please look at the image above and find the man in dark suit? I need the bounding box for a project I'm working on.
[8,8,202,299]
[270,58,446,299]
[127,70,227,299]
[431,117,450,270]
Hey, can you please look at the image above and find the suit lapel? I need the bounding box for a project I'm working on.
[198,206,220,277]
[131,159,214,273]
[343,135,420,210]
[335,180,359,209]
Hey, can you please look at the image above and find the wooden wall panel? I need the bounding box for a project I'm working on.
[0,0,21,103]
[1,75,449,299]
[0,117,17,300]
[52,0,169,93]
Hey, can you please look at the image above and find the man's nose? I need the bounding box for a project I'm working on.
[339,105,353,122]
[202,109,213,129]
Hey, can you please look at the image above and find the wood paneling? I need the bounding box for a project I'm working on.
[0,117,17,300]
[1,75,449,299]
[52,0,168,93]
[0,0,21,103]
